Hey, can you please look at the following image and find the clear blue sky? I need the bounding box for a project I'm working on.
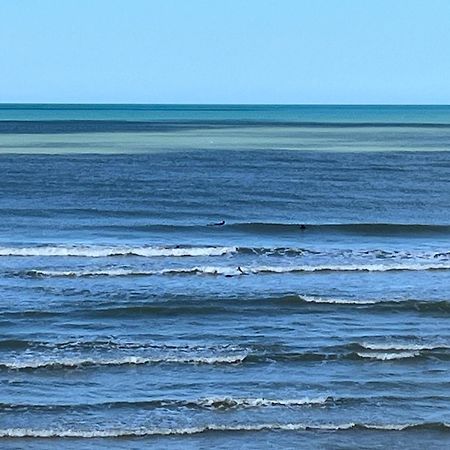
[1,0,450,104]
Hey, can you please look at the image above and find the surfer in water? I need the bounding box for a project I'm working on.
[224,267,247,277]
[208,220,225,226]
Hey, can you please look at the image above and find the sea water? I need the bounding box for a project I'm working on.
[0,105,449,449]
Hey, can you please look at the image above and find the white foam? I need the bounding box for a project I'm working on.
[301,295,378,305]
[361,342,449,351]
[0,245,236,258]
[357,351,419,360]
[29,269,157,277]
[27,262,450,278]
[1,422,442,438]
[248,263,450,273]
[198,396,329,409]
[363,424,411,430]
[0,424,309,438]
[1,353,248,369]
[3,244,449,262]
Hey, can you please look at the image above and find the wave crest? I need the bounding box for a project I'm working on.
[360,342,450,351]
[197,396,331,409]
[356,351,419,361]
[23,262,450,279]
[0,353,248,370]
[1,422,448,438]
[0,245,236,258]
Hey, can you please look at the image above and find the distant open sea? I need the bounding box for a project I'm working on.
[0,105,449,449]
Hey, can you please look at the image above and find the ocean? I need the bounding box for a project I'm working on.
[0,104,449,449]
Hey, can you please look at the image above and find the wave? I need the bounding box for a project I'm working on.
[4,244,450,262]
[196,396,331,409]
[0,339,31,350]
[295,295,379,305]
[0,422,448,438]
[0,339,243,352]
[359,342,450,351]
[252,350,439,363]
[6,395,448,414]
[2,337,448,367]
[0,245,236,258]
[5,344,445,370]
[0,353,401,371]
[0,396,333,413]
[13,394,449,414]
[355,351,419,361]
[4,244,450,264]
[75,221,450,237]
[223,222,450,235]
[279,295,450,313]
[4,294,449,317]
[0,353,249,370]
[24,262,450,278]
[242,247,450,260]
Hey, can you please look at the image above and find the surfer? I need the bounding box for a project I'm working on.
[300,224,306,230]
[237,266,247,275]
[208,220,225,226]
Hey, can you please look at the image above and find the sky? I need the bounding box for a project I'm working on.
[1,0,450,104]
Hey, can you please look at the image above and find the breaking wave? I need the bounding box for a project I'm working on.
[0,396,336,413]
[0,245,236,258]
[4,344,445,371]
[359,342,450,351]
[0,353,248,370]
[2,243,449,261]
[0,422,448,438]
[356,351,420,361]
[22,262,450,278]
[277,295,450,312]
[196,396,331,409]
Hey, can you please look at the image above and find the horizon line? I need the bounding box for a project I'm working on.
[1,102,450,107]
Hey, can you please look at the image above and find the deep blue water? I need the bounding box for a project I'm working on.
[0,105,450,449]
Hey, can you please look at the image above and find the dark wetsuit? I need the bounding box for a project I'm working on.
[208,220,225,227]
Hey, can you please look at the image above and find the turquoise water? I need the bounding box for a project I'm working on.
[2,104,450,123]
[1,105,450,154]
[0,105,449,449]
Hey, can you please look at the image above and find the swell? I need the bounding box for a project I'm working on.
[0,339,32,350]
[2,298,449,323]
[95,297,450,315]
[227,222,450,235]
[75,222,450,236]
[0,422,448,438]
[2,297,449,320]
